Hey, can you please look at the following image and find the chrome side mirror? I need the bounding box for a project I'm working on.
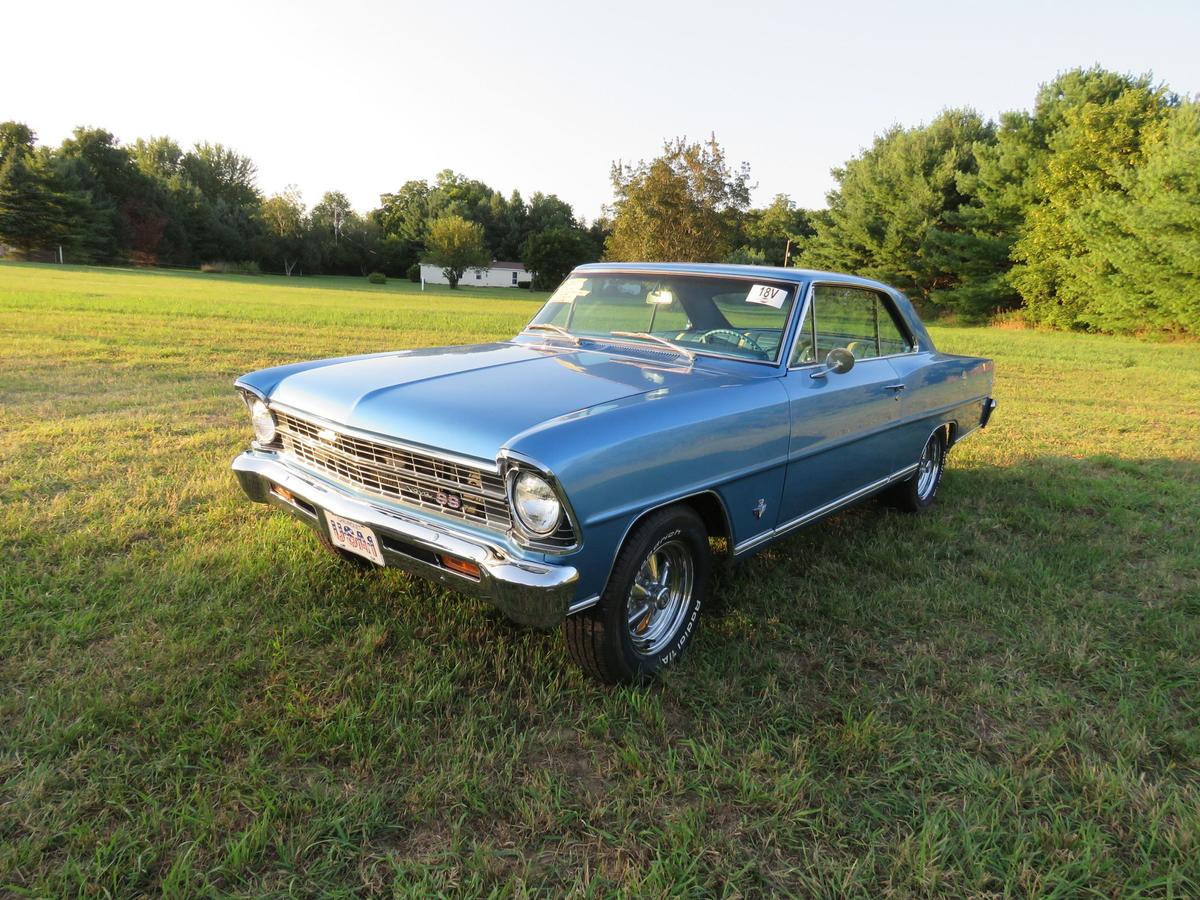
[825,347,855,375]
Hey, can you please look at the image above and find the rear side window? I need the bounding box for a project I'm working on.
[791,284,912,365]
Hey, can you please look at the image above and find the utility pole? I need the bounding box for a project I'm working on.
[782,238,792,268]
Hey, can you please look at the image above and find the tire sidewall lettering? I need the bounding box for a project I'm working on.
[629,521,705,674]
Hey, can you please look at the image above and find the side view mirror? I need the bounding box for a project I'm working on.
[825,347,855,374]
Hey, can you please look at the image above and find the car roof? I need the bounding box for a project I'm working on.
[571,262,898,294]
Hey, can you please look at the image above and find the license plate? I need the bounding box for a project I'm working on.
[326,514,385,566]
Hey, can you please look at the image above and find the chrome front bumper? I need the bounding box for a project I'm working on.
[232,451,584,628]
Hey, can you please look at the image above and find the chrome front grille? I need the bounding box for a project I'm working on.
[275,411,512,532]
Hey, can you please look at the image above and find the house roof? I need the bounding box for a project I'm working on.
[420,260,527,270]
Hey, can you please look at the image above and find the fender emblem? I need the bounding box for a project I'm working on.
[753,498,767,519]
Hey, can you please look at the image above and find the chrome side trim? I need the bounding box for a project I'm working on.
[953,423,980,444]
[733,462,920,555]
[567,594,601,615]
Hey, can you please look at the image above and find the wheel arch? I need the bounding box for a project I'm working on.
[600,489,731,591]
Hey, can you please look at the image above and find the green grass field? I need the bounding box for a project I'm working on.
[2,262,1198,896]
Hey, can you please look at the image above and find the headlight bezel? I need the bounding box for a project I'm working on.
[510,470,562,536]
[241,392,278,446]
[503,456,578,551]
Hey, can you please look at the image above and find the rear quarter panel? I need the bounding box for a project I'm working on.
[886,350,995,464]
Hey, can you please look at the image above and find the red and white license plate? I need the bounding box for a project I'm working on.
[326,513,384,566]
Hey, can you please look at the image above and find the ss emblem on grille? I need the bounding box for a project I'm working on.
[317,428,338,444]
[420,488,463,511]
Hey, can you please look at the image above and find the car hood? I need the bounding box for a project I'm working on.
[262,342,732,463]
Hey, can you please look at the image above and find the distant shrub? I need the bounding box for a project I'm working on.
[201,261,261,275]
[990,309,1030,330]
[406,263,421,282]
[517,280,532,289]
[367,271,387,284]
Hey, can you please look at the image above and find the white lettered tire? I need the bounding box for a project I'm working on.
[564,505,711,684]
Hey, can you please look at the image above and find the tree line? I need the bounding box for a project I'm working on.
[1,65,1197,332]
[607,68,1199,335]
[0,127,609,289]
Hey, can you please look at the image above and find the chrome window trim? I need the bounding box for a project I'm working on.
[733,461,920,555]
[520,269,809,370]
[786,280,919,371]
[790,351,928,373]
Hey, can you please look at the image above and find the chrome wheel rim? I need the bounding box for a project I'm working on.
[916,434,944,500]
[626,539,694,656]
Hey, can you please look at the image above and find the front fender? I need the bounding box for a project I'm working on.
[511,378,791,599]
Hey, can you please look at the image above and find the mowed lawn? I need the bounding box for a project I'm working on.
[1,262,1198,896]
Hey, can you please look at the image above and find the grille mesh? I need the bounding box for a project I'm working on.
[276,411,512,531]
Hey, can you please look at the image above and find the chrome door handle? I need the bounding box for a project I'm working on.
[885,383,906,391]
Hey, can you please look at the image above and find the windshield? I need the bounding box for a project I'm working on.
[526,273,799,363]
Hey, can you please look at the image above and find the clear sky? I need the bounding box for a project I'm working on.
[6,0,1198,221]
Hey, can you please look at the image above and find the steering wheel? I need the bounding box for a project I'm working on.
[698,329,764,353]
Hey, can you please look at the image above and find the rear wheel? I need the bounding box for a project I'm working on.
[885,428,947,512]
[564,505,711,684]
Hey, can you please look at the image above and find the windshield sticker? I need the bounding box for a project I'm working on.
[745,284,787,309]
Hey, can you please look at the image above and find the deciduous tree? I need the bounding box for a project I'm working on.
[425,215,490,288]
[260,186,309,275]
[522,225,596,290]
[605,135,751,262]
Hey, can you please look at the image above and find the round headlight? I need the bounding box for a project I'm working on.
[512,471,562,535]
[249,398,277,444]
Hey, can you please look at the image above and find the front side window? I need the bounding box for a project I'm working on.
[790,284,912,366]
[528,273,798,362]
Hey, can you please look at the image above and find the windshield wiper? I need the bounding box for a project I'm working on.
[523,323,580,344]
[608,331,695,362]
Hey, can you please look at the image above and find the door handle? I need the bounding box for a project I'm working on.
[885,383,906,391]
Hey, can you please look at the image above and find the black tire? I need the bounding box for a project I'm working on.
[564,505,711,684]
[315,530,377,570]
[884,428,947,512]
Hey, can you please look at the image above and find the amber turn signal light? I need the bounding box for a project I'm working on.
[270,484,295,503]
[440,555,481,579]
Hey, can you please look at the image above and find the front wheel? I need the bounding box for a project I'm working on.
[564,505,711,684]
[885,428,947,512]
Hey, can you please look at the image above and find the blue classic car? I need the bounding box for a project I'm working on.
[233,264,996,682]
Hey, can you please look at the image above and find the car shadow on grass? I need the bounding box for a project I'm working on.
[695,454,1198,700]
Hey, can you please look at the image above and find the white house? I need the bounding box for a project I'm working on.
[420,260,531,288]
